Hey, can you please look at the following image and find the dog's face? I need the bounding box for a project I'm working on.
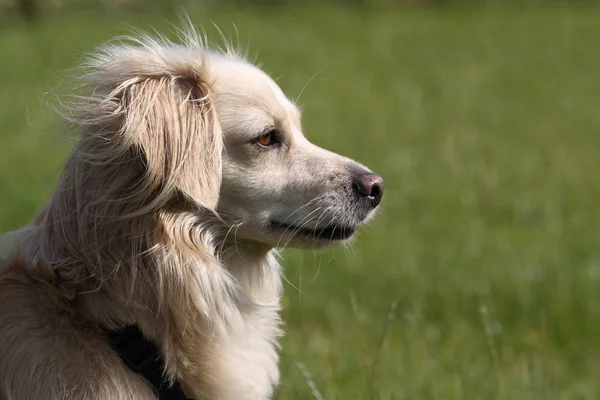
[210,57,384,248]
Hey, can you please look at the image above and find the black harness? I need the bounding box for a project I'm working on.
[104,325,191,400]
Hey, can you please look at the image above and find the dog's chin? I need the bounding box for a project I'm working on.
[263,220,357,249]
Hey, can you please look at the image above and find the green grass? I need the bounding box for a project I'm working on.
[2,4,600,399]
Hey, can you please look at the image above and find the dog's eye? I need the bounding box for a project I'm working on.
[255,130,279,148]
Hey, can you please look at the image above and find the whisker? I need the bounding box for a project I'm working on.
[219,221,243,257]
[275,207,323,249]
[309,207,331,245]
[281,272,303,296]
[311,248,324,283]
[294,66,327,105]
[278,207,327,248]
[233,223,244,260]
[275,196,327,227]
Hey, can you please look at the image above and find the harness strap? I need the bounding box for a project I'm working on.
[104,325,190,400]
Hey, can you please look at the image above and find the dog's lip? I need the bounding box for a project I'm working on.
[268,220,355,241]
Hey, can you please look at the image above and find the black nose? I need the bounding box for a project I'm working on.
[354,173,384,208]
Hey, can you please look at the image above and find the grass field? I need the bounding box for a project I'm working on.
[2,4,600,399]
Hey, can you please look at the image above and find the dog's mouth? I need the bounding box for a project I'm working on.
[268,221,355,241]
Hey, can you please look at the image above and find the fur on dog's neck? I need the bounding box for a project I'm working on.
[25,198,283,398]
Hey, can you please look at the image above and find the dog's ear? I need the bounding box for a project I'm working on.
[118,72,223,211]
[72,43,224,213]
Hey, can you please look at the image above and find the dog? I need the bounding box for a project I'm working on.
[0,24,383,400]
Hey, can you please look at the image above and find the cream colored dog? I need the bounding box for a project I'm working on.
[0,24,383,400]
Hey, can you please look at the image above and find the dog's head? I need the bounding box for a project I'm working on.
[211,57,383,248]
[67,30,383,251]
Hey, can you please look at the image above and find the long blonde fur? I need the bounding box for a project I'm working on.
[1,28,281,400]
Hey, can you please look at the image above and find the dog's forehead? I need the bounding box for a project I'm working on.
[210,56,300,125]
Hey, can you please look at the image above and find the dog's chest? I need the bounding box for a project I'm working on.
[204,304,282,400]
[195,254,284,400]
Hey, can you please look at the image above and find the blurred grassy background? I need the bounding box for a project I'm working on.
[2,2,600,399]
